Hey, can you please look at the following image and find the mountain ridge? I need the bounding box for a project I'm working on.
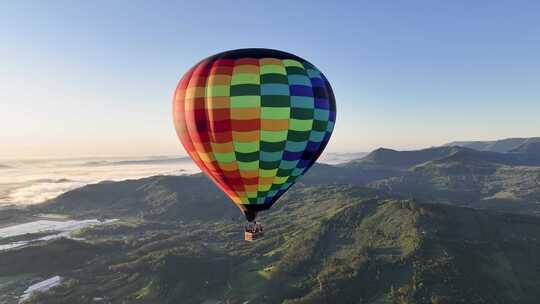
[34,138,540,220]
[4,138,540,303]
[7,188,540,304]
[444,137,540,153]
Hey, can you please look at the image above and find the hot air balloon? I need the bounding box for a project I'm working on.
[173,49,336,239]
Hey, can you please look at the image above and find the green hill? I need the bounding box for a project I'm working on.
[352,146,463,168]
[5,185,540,304]
[35,143,540,221]
[36,174,240,221]
[3,140,538,303]
[370,150,540,215]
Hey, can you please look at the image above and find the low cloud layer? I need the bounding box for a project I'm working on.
[0,153,362,206]
[0,157,199,206]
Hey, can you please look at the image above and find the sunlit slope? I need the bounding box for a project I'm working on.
[38,143,540,219]
[3,184,539,303]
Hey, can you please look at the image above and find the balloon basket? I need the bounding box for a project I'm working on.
[244,222,264,241]
[244,230,264,241]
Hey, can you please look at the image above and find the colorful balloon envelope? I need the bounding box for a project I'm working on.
[173,49,336,221]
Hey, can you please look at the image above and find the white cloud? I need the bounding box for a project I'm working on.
[0,157,199,206]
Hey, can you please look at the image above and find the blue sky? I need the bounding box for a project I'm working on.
[1,0,539,158]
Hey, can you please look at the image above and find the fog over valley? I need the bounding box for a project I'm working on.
[0,156,199,206]
[0,152,357,206]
